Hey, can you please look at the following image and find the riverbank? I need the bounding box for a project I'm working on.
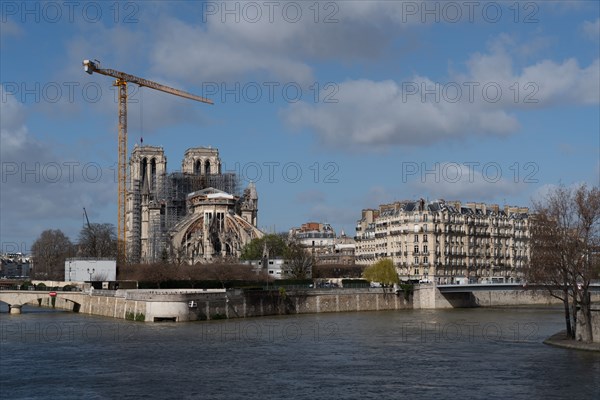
[543,331,600,352]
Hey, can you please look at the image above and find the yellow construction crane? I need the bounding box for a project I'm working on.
[82,59,213,263]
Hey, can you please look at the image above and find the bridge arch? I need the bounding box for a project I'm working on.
[0,291,84,314]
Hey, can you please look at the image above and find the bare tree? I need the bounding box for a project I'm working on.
[31,229,74,280]
[78,223,117,258]
[527,184,600,341]
[285,242,314,279]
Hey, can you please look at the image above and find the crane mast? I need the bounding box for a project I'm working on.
[83,59,213,263]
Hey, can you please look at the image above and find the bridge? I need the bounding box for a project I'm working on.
[411,283,600,309]
[0,290,89,314]
[0,289,228,320]
[437,283,600,293]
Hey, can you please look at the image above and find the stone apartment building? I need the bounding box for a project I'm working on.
[355,199,530,284]
[289,222,356,265]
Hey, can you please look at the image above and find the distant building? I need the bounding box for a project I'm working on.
[289,222,356,265]
[0,253,31,278]
[245,258,289,279]
[355,199,530,284]
[65,259,117,282]
[126,145,263,264]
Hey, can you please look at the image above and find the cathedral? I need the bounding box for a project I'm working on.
[126,145,263,264]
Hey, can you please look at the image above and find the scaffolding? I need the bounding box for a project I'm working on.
[158,172,240,230]
[126,171,241,263]
[129,178,142,264]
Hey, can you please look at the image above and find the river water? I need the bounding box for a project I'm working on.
[1,305,599,399]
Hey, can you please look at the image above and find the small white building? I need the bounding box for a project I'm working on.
[65,259,117,282]
[245,259,289,279]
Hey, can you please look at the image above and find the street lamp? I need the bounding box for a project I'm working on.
[87,268,95,282]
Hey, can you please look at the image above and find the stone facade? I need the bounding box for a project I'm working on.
[355,199,530,284]
[126,145,262,264]
[289,222,356,265]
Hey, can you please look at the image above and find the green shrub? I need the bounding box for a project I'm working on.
[126,311,145,321]
[399,284,414,301]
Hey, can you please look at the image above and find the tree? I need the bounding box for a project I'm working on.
[31,229,74,280]
[363,259,399,290]
[527,184,600,342]
[284,241,314,279]
[240,234,287,260]
[78,223,117,258]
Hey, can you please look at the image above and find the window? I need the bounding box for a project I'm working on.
[414,245,419,254]
[414,234,419,242]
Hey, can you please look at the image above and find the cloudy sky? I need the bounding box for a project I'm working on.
[1,1,599,253]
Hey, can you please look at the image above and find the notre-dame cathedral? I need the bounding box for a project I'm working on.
[126,145,263,264]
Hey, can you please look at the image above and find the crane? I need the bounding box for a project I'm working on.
[82,59,213,263]
[83,207,96,257]
[83,207,92,230]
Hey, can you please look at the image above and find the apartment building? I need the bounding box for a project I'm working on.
[355,199,529,284]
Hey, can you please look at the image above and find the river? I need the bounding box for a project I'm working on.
[1,305,599,399]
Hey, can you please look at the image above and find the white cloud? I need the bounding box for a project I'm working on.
[406,162,528,203]
[0,19,23,40]
[283,38,599,149]
[582,18,600,41]
[283,78,519,149]
[148,2,424,85]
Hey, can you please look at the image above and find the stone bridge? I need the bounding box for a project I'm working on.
[0,289,228,321]
[414,283,600,309]
[0,291,89,314]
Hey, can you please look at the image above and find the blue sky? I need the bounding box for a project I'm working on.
[1,1,599,253]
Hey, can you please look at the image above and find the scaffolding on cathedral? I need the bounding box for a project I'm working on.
[127,170,242,263]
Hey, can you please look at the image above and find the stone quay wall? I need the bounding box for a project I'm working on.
[23,287,600,323]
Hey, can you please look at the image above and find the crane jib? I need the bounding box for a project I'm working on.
[91,67,213,105]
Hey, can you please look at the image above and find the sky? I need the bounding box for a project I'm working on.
[1,0,599,254]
